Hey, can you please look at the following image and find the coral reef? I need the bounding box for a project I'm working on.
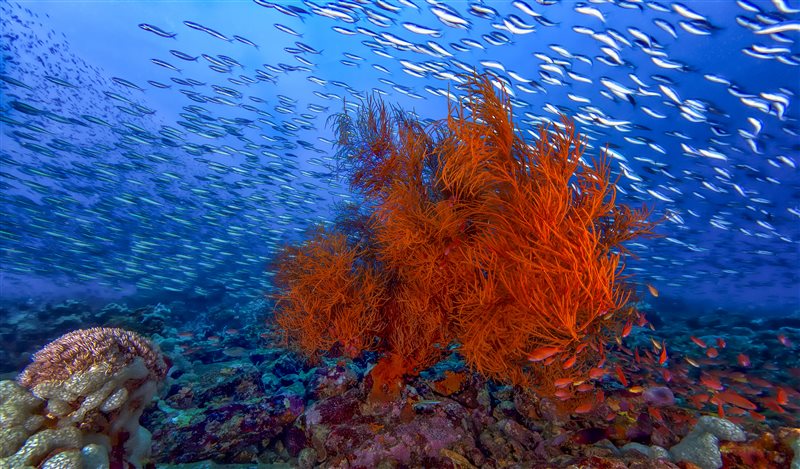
[136,317,799,467]
[1,297,789,467]
[273,75,657,402]
[1,327,168,467]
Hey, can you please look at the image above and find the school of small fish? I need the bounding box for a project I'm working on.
[0,0,798,309]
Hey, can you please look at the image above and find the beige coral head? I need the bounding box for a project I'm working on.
[17,327,168,390]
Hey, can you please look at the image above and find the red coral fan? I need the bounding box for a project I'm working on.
[272,76,658,400]
[274,228,388,361]
[18,327,168,389]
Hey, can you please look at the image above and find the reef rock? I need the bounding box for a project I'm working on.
[669,416,746,469]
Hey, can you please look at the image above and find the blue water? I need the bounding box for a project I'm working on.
[1,1,798,310]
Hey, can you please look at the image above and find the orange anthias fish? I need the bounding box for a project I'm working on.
[776,387,789,406]
[658,342,668,365]
[690,336,707,348]
[689,393,710,409]
[646,283,659,297]
[700,373,724,391]
[527,346,562,362]
[615,365,628,387]
[588,367,607,380]
[737,353,751,367]
[622,320,633,338]
[574,400,595,414]
[562,355,577,369]
[777,334,793,348]
[761,399,785,414]
[706,347,719,358]
[554,377,575,388]
[576,382,594,392]
[716,337,726,349]
[717,390,758,410]
[648,406,664,423]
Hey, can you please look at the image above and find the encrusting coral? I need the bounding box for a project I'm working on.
[1,327,168,468]
[273,75,658,406]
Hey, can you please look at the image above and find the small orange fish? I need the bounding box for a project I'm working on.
[761,399,785,414]
[700,373,724,391]
[648,406,664,423]
[574,400,595,414]
[661,368,672,382]
[726,406,747,416]
[615,365,628,387]
[636,313,648,327]
[528,346,562,362]
[716,337,726,349]
[622,320,633,338]
[749,377,774,389]
[588,367,607,380]
[554,377,575,388]
[777,334,793,348]
[554,389,573,400]
[647,283,659,297]
[718,390,757,410]
[737,353,751,367]
[706,347,719,358]
[562,355,577,369]
[575,342,589,355]
[776,387,788,405]
[689,393,710,409]
[595,389,605,404]
[690,336,707,348]
[658,343,668,365]
[576,382,594,392]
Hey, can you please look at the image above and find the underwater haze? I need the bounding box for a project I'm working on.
[2,0,800,467]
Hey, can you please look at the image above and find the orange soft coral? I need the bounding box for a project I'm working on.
[273,228,388,360]
[443,78,656,391]
[271,75,658,401]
